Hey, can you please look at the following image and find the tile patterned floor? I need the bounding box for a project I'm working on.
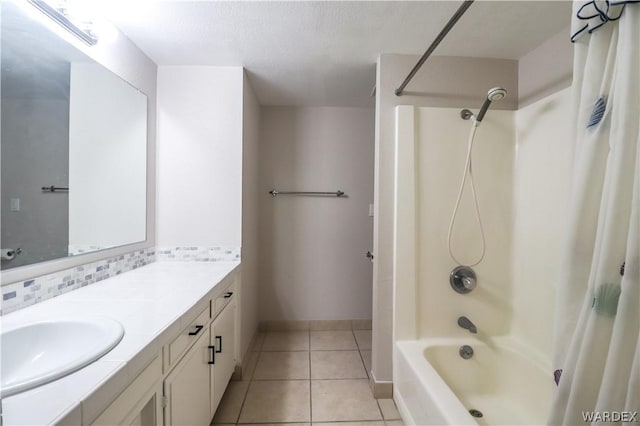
[212,329,404,426]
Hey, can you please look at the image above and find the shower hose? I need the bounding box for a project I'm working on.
[447,119,486,267]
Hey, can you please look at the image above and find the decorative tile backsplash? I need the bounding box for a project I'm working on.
[156,246,241,262]
[1,248,156,316]
[1,246,241,315]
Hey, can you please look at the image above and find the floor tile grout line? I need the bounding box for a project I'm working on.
[233,379,252,425]
[234,333,262,425]
[352,328,359,350]
[355,341,370,379]
[235,342,262,424]
[234,330,383,426]
[375,398,386,421]
[309,329,313,423]
[352,328,369,379]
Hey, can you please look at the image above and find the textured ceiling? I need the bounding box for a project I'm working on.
[102,1,573,106]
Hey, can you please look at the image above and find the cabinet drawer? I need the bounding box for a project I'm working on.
[213,283,235,317]
[168,306,209,367]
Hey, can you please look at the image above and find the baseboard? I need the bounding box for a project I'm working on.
[258,319,372,331]
[369,371,393,399]
[232,364,243,381]
[233,328,262,381]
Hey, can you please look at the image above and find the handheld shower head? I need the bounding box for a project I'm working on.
[476,87,507,123]
[487,87,507,102]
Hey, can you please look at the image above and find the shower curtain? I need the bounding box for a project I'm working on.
[550,1,639,425]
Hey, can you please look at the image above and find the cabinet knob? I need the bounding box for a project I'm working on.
[224,292,233,299]
[215,336,222,353]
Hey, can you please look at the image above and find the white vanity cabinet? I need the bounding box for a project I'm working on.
[163,328,212,426]
[162,278,237,426]
[93,273,239,426]
[210,301,236,416]
[89,356,163,426]
[3,263,241,426]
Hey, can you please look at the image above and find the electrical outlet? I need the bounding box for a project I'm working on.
[10,198,20,212]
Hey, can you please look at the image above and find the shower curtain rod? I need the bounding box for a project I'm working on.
[395,0,475,96]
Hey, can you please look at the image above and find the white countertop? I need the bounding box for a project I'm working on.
[1,261,240,426]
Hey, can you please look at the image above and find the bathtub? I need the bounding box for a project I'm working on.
[394,338,553,425]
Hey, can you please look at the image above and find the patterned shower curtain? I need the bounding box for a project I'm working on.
[549,1,639,424]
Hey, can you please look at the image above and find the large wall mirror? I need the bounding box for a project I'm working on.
[1,1,147,272]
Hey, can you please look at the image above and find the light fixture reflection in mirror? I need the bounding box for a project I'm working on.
[26,0,99,45]
[15,0,121,47]
[1,0,147,272]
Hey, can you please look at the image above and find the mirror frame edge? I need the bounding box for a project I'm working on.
[0,241,155,286]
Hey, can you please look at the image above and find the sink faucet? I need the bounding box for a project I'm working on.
[458,316,477,334]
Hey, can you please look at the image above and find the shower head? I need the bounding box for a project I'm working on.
[476,87,507,123]
[487,87,507,102]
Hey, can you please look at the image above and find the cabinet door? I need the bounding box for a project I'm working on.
[164,328,211,426]
[210,304,236,415]
[91,356,162,426]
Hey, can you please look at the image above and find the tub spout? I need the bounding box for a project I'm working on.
[458,316,477,334]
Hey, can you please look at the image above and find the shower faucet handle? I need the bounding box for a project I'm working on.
[462,276,476,290]
[450,266,477,294]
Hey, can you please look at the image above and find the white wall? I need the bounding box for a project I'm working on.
[241,72,261,357]
[156,67,243,247]
[512,87,573,361]
[518,27,573,108]
[156,65,257,363]
[258,107,374,322]
[69,63,147,250]
[375,54,518,383]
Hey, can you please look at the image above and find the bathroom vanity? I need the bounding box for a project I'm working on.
[1,261,241,426]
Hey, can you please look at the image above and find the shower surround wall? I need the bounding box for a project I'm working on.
[404,91,573,352]
[402,107,516,339]
[258,107,374,323]
[374,53,518,390]
[512,87,572,356]
[392,86,574,424]
[393,91,571,351]
[376,26,573,392]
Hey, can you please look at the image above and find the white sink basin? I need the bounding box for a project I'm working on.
[1,317,124,397]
